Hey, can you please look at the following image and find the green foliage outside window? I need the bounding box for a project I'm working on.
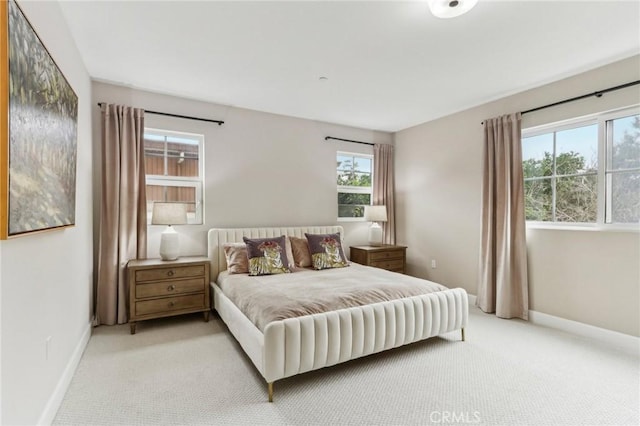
[523,151,597,222]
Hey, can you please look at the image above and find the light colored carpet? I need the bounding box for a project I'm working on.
[54,306,639,425]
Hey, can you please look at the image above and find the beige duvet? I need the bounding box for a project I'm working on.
[217,263,449,332]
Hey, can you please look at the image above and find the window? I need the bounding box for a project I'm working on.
[522,107,639,226]
[337,152,373,220]
[144,128,204,224]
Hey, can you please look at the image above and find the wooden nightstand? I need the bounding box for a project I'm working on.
[127,256,211,334]
[350,245,407,273]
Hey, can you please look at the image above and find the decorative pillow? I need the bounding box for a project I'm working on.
[243,236,291,276]
[223,243,249,274]
[289,236,312,268]
[304,233,349,270]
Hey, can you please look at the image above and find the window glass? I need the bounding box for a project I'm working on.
[610,172,640,223]
[554,175,597,223]
[611,115,640,171]
[524,179,552,221]
[337,152,373,219]
[522,133,553,178]
[145,134,200,178]
[607,114,640,224]
[555,124,598,175]
[144,129,204,225]
[522,123,598,223]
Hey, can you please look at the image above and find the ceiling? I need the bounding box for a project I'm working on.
[58,1,640,132]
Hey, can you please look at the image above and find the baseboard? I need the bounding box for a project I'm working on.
[37,321,92,425]
[466,292,639,356]
[527,310,639,355]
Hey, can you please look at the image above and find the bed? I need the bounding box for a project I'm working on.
[207,226,469,402]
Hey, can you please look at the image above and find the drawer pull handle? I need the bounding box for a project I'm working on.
[167,285,176,291]
[167,270,175,277]
[168,301,175,307]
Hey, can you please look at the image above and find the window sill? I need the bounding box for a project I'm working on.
[526,222,639,233]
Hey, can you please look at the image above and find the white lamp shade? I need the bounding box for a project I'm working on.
[364,205,387,223]
[427,0,478,19]
[151,202,187,225]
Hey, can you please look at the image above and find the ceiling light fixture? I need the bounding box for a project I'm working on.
[427,0,478,19]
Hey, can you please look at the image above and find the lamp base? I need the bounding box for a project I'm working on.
[159,226,180,261]
[368,222,383,246]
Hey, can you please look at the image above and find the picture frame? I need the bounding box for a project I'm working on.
[0,0,78,239]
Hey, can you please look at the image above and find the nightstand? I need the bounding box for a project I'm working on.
[350,245,407,273]
[127,256,211,334]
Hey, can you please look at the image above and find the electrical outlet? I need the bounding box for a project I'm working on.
[45,336,52,360]
[431,259,437,269]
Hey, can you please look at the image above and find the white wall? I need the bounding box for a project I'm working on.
[0,1,93,424]
[0,242,2,422]
[91,82,392,262]
[395,55,640,337]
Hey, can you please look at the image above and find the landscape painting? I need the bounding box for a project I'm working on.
[1,0,78,239]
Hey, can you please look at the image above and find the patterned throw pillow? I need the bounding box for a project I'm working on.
[243,236,291,276]
[289,236,312,268]
[223,243,249,274]
[304,233,349,270]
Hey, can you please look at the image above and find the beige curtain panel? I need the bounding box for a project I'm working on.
[96,104,147,326]
[477,113,529,320]
[373,144,396,245]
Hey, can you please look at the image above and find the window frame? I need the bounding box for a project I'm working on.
[522,105,640,231]
[336,151,374,222]
[144,127,205,225]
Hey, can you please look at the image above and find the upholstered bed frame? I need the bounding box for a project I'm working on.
[207,226,469,402]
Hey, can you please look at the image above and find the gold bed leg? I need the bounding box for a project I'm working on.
[268,382,274,403]
[461,328,465,342]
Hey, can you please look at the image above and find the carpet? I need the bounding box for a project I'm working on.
[53,306,640,425]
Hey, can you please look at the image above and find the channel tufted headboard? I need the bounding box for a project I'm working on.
[207,226,345,280]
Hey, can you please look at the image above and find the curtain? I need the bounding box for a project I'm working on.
[95,104,147,326]
[373,144,395,244]
[477,113,529,320]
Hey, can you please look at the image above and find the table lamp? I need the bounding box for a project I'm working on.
[364,205,387,246]
[151,202,188,261]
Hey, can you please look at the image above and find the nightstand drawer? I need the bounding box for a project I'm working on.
[135,277,205,299]
[135,294,205,316]
[350,245,406,274]
[370,259,404,271]
[135,265,205,282]
[369,250,404,261]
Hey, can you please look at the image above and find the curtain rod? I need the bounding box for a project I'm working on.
[481,80,640,124]
[97,103,224,125]
[521,80,640,114]
[325,136,374,146]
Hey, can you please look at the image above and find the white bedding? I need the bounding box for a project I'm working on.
[218,263,449,331]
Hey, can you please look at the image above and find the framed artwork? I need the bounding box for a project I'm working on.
[0,0,78,239]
